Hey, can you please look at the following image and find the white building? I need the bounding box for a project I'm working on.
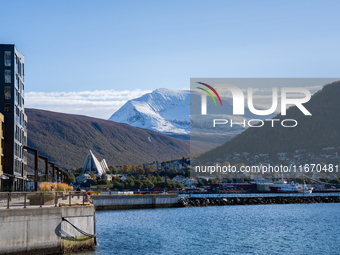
[80,150,106,177]
[100,159,109,172]
[183,177,198,187]
[76,173,91,183]
[172,175,185,183]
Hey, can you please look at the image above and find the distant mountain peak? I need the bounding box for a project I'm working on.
[109,88,275,136]
[109,88,190,134]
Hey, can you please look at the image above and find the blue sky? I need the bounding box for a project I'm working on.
[1,0,340,118]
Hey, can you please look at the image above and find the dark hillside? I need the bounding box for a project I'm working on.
[198,81,340,160]
[26,109,191,169]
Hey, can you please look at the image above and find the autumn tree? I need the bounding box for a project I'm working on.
[121,164,131,173]
[150,164,158,172]
[136,165,145,175]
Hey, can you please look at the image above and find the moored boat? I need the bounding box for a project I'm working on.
[270,181,313,194]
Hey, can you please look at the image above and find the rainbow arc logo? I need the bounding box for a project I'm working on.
[196,82,222,106]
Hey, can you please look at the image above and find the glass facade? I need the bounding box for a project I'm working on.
[5,70,11,83]
[4,51,11,66]
[4,103,11,112]
[4,86,11,99]
[0,45,27,191]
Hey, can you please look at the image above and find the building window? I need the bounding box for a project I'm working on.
[4,51,11,66]
[5,70,11,83]
[15,76,19,89]
[21,113,24,127]
[4,104,11,112]
[14,159,20,174]
[15,125,19,141]
[15,90,18,103]
[4,86,11,99]
[15,55,18,72]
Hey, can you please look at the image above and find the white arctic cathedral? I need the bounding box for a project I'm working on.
[80,150,108,177]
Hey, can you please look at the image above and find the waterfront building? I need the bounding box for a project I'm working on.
[0,44,27,191]
[0,113,6,188]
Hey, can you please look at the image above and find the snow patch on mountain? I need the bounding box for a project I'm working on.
[109,88,276,135]
[109,88,190,134]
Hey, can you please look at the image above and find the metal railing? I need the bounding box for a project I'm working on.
[0,191,88,209]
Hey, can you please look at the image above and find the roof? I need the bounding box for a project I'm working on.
[81,150,106,176]
[100,159,109,172]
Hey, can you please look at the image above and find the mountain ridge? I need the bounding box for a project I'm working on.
[26,108,192,170]
[197,80,340,161]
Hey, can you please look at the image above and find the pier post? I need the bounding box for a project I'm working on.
[23,146,39,191]
[38,155,49,182]
[56,168,60,183]
[7,192,10,209]
[49,162,55,183]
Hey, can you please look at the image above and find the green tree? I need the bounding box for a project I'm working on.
[134,180,143,189]
[97,179,109,185]
[68,173,76,183]
[87,179,97,185]
[319,178,328,183]
[111,166,118,174]
[126,179,135,188]
[113,181,125,189]
[330,178,340,184]
[147,182,155,189]
[175,182,184,189]
[136,165,145,175]
[156,176,163,183]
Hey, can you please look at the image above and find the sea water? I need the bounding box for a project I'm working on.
[70,203,340,254]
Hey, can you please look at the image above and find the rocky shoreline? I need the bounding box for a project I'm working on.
[178,196,340,207]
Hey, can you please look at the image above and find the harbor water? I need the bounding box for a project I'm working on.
[71,203,340,254]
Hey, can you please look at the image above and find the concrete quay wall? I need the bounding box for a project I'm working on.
[91,194,179,210]
[0,205,95,254]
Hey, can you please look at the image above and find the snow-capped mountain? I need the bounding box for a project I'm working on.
[109,88,276,135]
[109,88,190,134]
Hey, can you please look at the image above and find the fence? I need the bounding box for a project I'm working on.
[0,191,88,209]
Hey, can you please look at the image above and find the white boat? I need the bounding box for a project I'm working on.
[270,180,313,194]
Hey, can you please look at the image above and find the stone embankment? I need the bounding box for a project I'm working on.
[178,196,340,207]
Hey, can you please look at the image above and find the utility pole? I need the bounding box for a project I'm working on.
[165,166,167,191]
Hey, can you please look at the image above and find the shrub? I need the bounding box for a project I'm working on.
[52,182,58,190]
[97,179,109,185]
[39,182,51,191]
[28,192,55,201]
[56,183,73,191]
